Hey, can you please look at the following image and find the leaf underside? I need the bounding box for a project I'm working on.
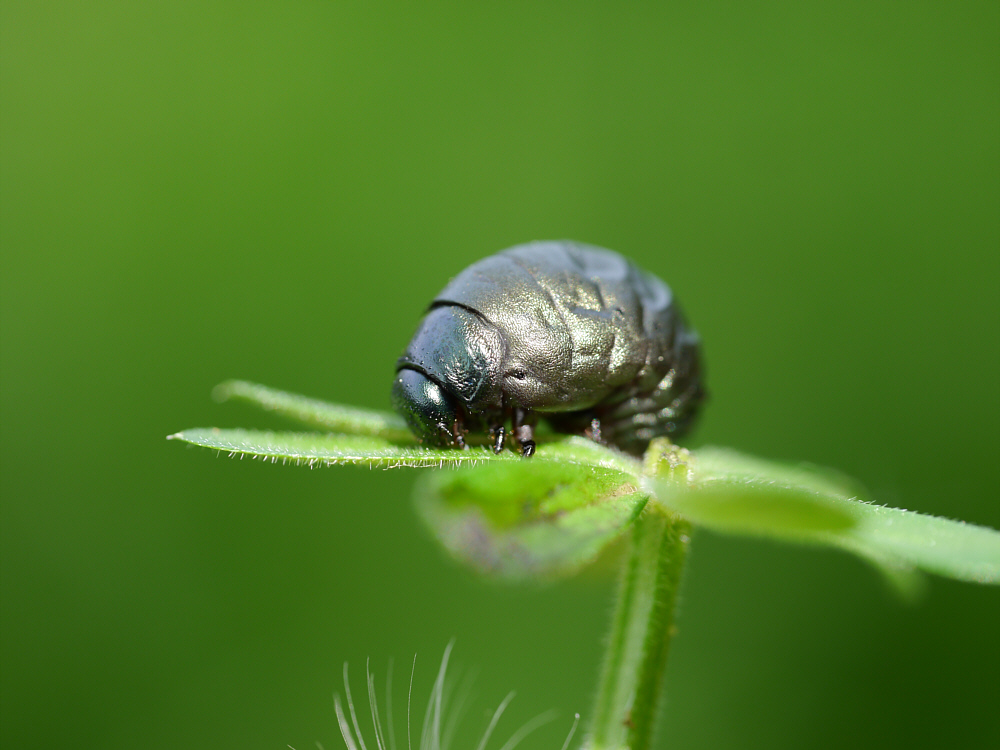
[414,461,650,581]
[170,382,1000,589]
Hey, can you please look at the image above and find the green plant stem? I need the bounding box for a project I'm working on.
[587,504,690,750]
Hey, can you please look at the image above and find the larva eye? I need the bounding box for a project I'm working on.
[510,369,528,381]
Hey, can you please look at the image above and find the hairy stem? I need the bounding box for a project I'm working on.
[587,501,690,750]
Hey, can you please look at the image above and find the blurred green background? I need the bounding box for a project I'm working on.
[2,1,998,748]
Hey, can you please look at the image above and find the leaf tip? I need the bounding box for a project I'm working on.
[166,432,183,441]
[877,564,927,604]
[211,380,240,403]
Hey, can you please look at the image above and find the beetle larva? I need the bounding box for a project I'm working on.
[392,241,704,456]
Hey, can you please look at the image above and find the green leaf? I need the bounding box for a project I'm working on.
[167,427,640,472]
[167,428,513,468]
[659,446,861,536]
[170,387,1000,590]
[414,459,649,581]
[824,502,1000,587]
[527,435,644,475]
[213,380,414,441]
[649,445,1000,588]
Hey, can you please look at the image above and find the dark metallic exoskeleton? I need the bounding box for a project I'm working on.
[391,241,704,456]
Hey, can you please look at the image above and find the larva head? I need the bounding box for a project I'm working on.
[391,368,460,447]
[393,306,505,445]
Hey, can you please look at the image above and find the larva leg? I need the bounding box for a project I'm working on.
[585,417,603,444]
[512,408,537,458]
[489,424,506,455]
